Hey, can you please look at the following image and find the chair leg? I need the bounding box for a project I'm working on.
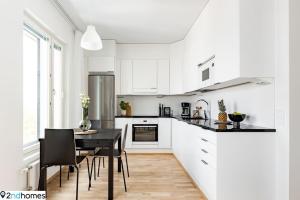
[94,157,96,180]
[74,166,79,200]
[86,157,91,190]
[59,166,62,187]
[121,159,127,192]
[124,151,130,177]
[89,157,95,190]
[67,166,70,180]
[103,157,105,168]
[97,157,101,177]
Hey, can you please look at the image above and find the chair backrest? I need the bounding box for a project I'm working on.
[43,129,76,166]
[121,124,128,152]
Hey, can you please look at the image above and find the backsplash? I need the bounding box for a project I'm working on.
[117,78,275,128]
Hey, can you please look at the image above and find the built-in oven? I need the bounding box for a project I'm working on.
[132,124,158,143]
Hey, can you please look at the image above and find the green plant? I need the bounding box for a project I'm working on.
[218,99,226,112]
[120,101,129,110]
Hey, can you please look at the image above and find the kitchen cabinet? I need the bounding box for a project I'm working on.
[169,41,184,94]
[115,118,132,148]
[172,118,275,200]
[158,118,172,148]
[87,56,115,72]
[118,59,170,95]
[85,40,117,73]
[182,0,275,92]
[120,60,133,95]
[132,60,158,94]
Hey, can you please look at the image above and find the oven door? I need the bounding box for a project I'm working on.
[132,124,158,142]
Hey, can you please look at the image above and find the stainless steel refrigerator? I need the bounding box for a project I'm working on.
[88,73,115,129]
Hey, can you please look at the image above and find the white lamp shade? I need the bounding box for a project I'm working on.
[80,25,102,50]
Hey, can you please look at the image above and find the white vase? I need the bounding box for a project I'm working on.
[121,109,126,116]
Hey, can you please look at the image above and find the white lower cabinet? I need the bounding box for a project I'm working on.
[172,119,275,200]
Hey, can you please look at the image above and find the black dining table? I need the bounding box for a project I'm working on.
[38,128,122,200]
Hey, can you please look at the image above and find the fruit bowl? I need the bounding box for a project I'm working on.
[228,113,246,128]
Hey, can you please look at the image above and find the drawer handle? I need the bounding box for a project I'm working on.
[143,120,147,122]
[201,160,208,165]
[201,138,208,142]
[201,149,208,153]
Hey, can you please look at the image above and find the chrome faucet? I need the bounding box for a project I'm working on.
[196,99,211,120]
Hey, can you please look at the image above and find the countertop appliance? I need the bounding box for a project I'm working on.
[181,102,191,118]
[88,73,115,129]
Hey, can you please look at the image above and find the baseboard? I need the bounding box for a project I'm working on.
[125,149,173,154]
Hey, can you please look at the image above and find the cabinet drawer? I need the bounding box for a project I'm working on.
[132,118,159,124]
[198,159,217,200]
[199,138,217,157]
[199,150,216,169]
[198,131,216,145]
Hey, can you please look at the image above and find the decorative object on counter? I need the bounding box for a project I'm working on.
[126,103,132,116]
[192,106,202,118]
[120,101,129,116]
[163,107,171,117]
[228,112,246,129]
[218,99,227,123]
[79,94,92,131]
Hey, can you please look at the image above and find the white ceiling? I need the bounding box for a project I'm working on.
[57,0,208,44]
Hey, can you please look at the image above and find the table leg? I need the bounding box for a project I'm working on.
[118,136,121,172]
[108,144,114,200]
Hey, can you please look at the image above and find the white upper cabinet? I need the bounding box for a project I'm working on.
[85,40,116,73]
[182,0,275,91]
[157,60,170,95]
[132,60,158,94]
[117,44,170,95]
[120,60,133,95]
[169,40,184,94]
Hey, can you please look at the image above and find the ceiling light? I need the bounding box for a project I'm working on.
[80,25,102,50]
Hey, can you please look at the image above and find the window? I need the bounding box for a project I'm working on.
[23,22,64,146]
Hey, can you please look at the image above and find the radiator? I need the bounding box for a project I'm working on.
[21,160,40,191]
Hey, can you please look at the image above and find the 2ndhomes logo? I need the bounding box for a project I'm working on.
[0,191,46,200]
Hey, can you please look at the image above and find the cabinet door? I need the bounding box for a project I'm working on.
[157,60,170,95]
[87,56,115,72]
[120,60,133,95]
[158,118,171,148]
[132,60,158,93]
[115,118,132,148]
[170,41,184,94]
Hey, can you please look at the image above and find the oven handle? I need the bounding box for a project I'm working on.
[133,125,158,128]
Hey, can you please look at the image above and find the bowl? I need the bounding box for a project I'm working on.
[228,114,246,122]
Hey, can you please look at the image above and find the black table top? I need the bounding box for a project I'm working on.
[39,128,122,142]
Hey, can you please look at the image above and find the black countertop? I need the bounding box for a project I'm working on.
[115,115,276,132]
[174,117,276,132]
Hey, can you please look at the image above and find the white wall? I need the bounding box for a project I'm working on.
[289,0,300,199]
[120,80,275,128]
[0,0,24,190]
[274,0,290,199]
[0,0,75,190]
[117,44,170,59]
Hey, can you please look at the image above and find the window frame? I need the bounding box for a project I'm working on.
[23,14,66,149]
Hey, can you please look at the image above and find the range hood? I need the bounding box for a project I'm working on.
[190,77,265,93]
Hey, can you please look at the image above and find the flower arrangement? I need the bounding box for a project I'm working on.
[79,94,91,131]
[80,94,90,109]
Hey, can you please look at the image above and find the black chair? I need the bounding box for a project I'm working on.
[90,124,129,192]
[41,129,90,200]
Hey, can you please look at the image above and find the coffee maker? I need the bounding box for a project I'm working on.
[181,102,191,118]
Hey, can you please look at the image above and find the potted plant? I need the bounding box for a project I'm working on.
[218,99,227,123]
[120,101,129,116]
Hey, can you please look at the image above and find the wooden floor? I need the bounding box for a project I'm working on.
[47,154,207,200]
